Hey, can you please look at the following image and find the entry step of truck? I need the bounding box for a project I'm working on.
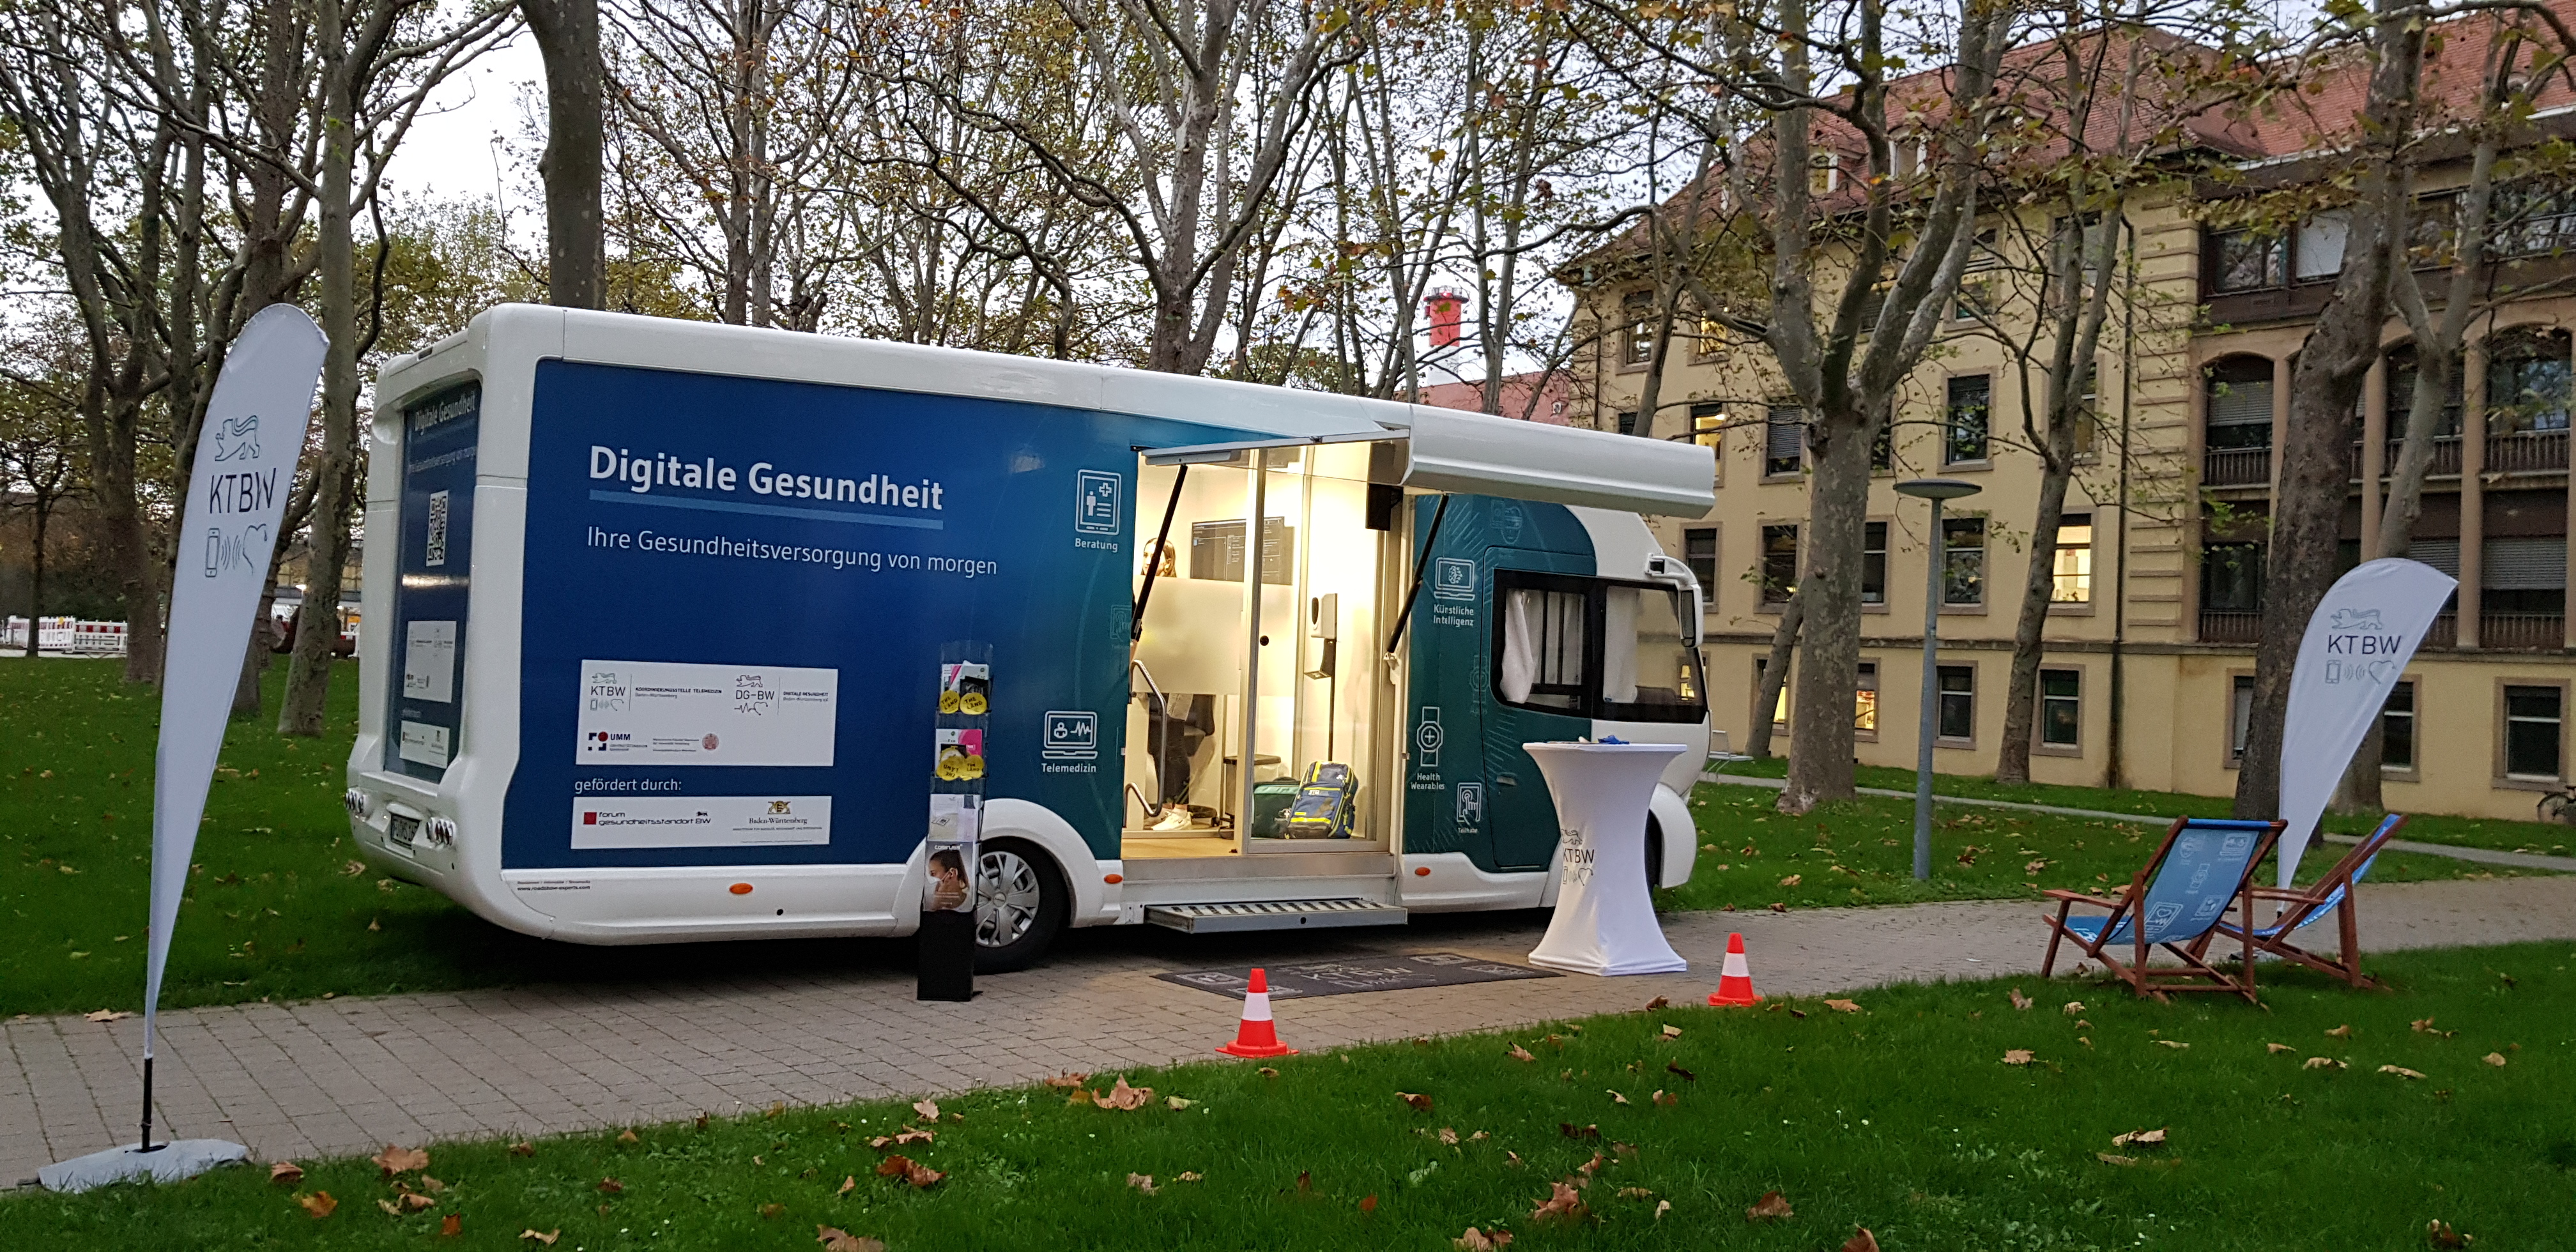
[1144,898,1409,933]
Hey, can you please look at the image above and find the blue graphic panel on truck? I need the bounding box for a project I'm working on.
[505,360,1244,870]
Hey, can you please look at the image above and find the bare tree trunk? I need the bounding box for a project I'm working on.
[1997,448,2076,784]
[280,0,360,737]
[2237,1,2425,818]
[24,491,46,658]
[1780,402,1873,811]
[1746,590,1802,759]
[525,0,604,308]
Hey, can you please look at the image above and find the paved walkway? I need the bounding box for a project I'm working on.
[8,876,2575,1186]
[1701,770,2576,872]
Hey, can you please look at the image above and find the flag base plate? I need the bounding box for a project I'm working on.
[38,1139,248,1193]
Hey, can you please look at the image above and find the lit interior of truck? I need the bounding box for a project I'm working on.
[1121,443,1390,860]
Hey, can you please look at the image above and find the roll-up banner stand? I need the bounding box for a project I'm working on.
[41,305,326,1193]
[2273,558,2457,889]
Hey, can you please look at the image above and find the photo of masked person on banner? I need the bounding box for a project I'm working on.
[923,795,979,913]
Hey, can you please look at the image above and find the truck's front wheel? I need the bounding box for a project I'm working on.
[973,839,1066,973]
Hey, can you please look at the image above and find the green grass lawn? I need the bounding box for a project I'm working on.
[4,943,2571,1250]
[2,659,2553,1019]
[1657,781,2542,915]
[1711,756,2576,857]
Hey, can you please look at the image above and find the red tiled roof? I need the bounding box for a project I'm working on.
[1415,371,1573,425]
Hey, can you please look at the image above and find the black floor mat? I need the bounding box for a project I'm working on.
[1155,952,1557,999]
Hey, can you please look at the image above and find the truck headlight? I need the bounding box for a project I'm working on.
[424,816,457,847]
[344,788,373,820]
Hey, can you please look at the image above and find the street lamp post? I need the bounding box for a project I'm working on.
[1894,478,1982,880]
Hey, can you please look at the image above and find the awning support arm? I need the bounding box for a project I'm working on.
[1130,464,1188,643]
[1383,493,1450,659]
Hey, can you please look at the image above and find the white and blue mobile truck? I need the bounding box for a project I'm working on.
[346,306,1716,970]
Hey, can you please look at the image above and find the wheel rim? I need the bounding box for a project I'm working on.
[974,847,1044,949]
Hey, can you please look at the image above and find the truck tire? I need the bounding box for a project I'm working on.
[1644,817,1666,894]
[973,838,1066,973]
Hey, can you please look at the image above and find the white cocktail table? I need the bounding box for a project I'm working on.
[1522,741,1689,975]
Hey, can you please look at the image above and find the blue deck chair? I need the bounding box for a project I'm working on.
[2040,816,2285,1003]
[2202,814,2405,989]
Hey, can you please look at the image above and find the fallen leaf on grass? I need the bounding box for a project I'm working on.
[1644,995,1669,1010]
[519,1231,559,1246]
[1653,1090,1678,1107]
[1768,903,1788,913]
[1746,1190,1794,1221]
[1094,1078,1154,1110]
[2326,1024,2353,1039]
[2427,1219,2469,1248]
[1043,1073,1091,1089]
[2009,988,2033,1011]
[868,1126,935,1149]
[912,1100,940,1121]
[767,1102,786,1118]
[2062,1001,2085,1015]
[342,860,366,876]
[372,1145,429,1177]
[1655,1199,1671,1219]
[597,1177,624,1194]
[1660,1023,1682,1039]
[617,1129,638,1145]
[2110,1127,2167,1147]
[270,1162,304,1186]
[1166,1096,1196,1111]
[1506,1044,1535,1062]
[2024,859,2049,874]
[1128,1173,1157,1195]
[1532,1180,1588,1221]
[1455,1226,1515,1249]
[2266,1043,2296,1055]
[837,1175,855,1196]
[1607,1090,1629,1105]
[297,1191,337,1219]
[1843,1228,1882,1252]
[2002,1050,2035,1066]
[396,1190,436,1212]
[1506,1152,1523,1168]
[1560,1123,1599,1140]
[1437,1127,1459,1145]
[378,1199,404,1216]
[82,1010,130,1023]
[1666,1061,1696,1081]
[1360,1195,1379,1212]
[440,1214,462,1237]
[2154,1040,2190,1050]
[2304,1057,2347,1070]
[1399,1092,1434,1112]
[1779,874,1802,887]
[2379,1065,2426,1080]
[815,1226,882,1252]
[1257,1067,1279,1078]
[2097,1153,2138,1166]
[875,1155,943,1188]
[2485,1052,2508,1067]
[1824,998,1861,1014]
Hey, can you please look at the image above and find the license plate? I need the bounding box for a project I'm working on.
[387,813,420,853]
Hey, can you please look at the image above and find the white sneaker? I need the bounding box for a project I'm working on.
[1149,806,1193,832]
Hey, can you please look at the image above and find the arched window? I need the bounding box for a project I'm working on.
[2203,356,2273,450]
[2384,342,2464,438]
[2485,326,2572,435]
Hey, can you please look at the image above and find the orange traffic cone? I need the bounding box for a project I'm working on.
[1708,932,1761,1006]
[1216,967,1300,1058]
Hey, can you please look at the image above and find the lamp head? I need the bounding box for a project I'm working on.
[1894,477,1982,501]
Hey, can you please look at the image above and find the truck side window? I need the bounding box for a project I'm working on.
[1602,584,1705,721]
[1500,586,1587,710]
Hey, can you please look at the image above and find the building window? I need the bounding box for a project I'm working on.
[1765,405,1805,476]
[2483,535,2568,615]
[1683,527,1717,594]
[2228,674,2255,767]
[1942,517,1985,606]
[2492,181,2576,257]
[1862,521,1888,607]
[1620,293,1654,366]
[1689,401,1726,448]
[2052,514,2092,603]
[2040,668,2081,748]
[2205,357,2276,450]
[2208,228,2285,293]
[2504,684,2564,781]
[1616,409,1639,436]
[1755,658,1786,729]
[2382,680,2416,772]
[2384,346,2465,438]
[2294,211,2349,280]
[1855,660,1879,736]
[2485,326,2573,435]
[1936,664,1975,742]
[1759,524,1798,606]
[2202,542,2265,612]
[1946,374,1991,464]
[1809,151,1839,195]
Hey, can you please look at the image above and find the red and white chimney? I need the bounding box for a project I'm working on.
[1425,289,1466,348]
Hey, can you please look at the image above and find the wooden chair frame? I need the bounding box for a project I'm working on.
[2040,816,2286,1004]
[2202,814,2406,990]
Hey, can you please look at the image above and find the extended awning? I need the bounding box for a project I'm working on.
[1138,407,1715,517]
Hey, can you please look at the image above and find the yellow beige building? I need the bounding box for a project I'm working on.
[1564,37,2576,823]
